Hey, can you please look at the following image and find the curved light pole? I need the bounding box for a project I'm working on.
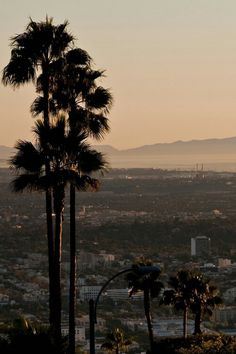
[89,265,161,354]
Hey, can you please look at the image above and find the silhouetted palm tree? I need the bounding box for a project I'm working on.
[101,328,132,354]
[189,273,223,335]
[127,260,163,353]
[10,116,106,345]
[161,269,195,339]
[44,48,113,354]
[3,18,112,353]
[2,17,74,337]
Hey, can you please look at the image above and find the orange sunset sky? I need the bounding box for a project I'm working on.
[1,0,236,149]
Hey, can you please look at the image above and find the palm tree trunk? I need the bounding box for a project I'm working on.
[194,310,202,335]
[53,187,64,344]
[46,190,55,327]
[143,289,154,353]
[42,63,56,332]
[69,184,76,354]
[183,307,188,339]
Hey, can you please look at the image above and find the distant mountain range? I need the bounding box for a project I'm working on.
[1,137,236,170]
[93,137,236,156]
[2,137,236,159]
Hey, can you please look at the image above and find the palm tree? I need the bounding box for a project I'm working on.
[189,273,223,335]
[161,269,195,339]
[101,328,132,354]
[66,60,112,354]
[10,116,107,346]
[127,259,163,353]
[2,17,74,334]
[43,47,113,354]
[3,18,112,353]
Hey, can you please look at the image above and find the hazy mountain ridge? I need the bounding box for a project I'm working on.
[1,137,236,160]
[93,137,236,156]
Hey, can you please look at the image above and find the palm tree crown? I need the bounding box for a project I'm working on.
[127,259,163,354]
[101,328,132,354]
[2,17,74,88]
[10,116,107,194]
[189,272,223,335]
[161,269,196,338]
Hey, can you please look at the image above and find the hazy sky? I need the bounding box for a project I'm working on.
[1,0,236,149]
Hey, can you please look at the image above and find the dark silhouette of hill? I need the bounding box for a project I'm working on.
[1,137,236,169]
[94,137,236,156]
[2,137,236,159]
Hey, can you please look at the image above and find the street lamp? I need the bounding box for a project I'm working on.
[89,265,161,354]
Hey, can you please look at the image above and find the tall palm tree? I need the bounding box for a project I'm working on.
[161,269,195,339]
[9,116,107,346]
[2,17,74,334]
[127,260,163,353]
[43,47,113,354]
[189,273,223,335]
[101,328,132,354]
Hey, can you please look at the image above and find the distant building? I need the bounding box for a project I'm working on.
[106,288,143,301]
[79,285,102,301]
[218,258,231,268]
[191,236,211,257]
[223,287,236,303]
[77,314,105,330]
[61,326,86,343]
[99,251,115,264]
[213,306,236,323]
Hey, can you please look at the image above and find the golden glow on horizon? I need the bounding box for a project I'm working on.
[1,0,236,149]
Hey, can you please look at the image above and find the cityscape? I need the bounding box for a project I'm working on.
[1,167,236,352]
[1,2,236,353]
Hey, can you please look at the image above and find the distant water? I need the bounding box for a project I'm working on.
[1,154,236,172]
[107,154,236,171]
[0,160,8,168]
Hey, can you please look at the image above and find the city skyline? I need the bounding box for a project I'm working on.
[1,1,236,149]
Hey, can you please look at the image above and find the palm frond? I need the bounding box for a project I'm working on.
[86,113,110,140]
[85,69,105,82]
[30,96,44,116]
[33,119,51,149]
[74,175,100,192]
[10,173,44,193]
[51,21,74,58]
[86,86,113,112]
[77,149,108,174]
[10,140,43,172]
[66,48,91,66]
[2,50,35,86]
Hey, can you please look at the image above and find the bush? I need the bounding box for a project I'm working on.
[153,334,236,354]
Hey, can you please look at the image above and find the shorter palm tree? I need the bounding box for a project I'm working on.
[189,273,223,335]
[161,269,195,339]
[127,259,163,353]
[101,328,132,354]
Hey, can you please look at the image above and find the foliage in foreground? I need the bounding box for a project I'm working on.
[154,334,236,354]
[101,327,132,354]
[0,317,67,354]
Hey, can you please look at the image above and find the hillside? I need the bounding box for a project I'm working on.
[1,137,236,170]
[94,137,236,156]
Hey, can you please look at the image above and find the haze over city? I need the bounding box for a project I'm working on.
[1,1,236,150]
[2,3,236,352]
